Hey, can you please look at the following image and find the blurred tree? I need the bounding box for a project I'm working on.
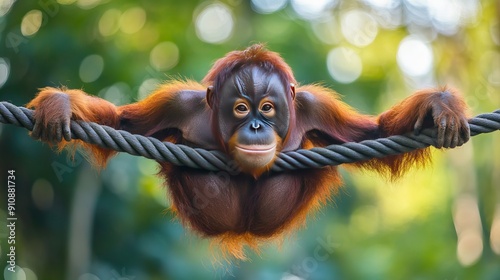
[0,0,499,279]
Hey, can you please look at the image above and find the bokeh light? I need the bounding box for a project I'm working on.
[457,231,483,266]
[251,0,287,14]
[99,82,131,105]
[428,0,462,35]
[76,0,102,9]
[0,0,15,16]
[362,0,402,29]
[479,51,500,87]
[79,54,104,83]
[453,194,484,266]
[405,0,481,36]
[396,36,433,77]
[150,41,179,71]
[0,1,499,278]
[341,10,378,47]
[32,179,54,210]
[491,205,500,255]
[57,0,77,4]
[291,0,337,20]
[4,265,26,280]
[281,273,304,280]
[363,0,399,9]
[195,3,234,44]
[311,15,340,45]
[0,58,9,89]
[21,10,43,37]
[98,9,121,37]
[119,7,146,34]
[138,78,160,100]
[490,22,500,46]
[22,267,37,280]
[327,47,362,83]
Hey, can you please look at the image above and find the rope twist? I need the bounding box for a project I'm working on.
[1,101,499,172]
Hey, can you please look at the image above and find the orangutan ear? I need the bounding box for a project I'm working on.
[206,86,214,109]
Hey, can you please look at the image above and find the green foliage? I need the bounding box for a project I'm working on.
[0,0,499,279]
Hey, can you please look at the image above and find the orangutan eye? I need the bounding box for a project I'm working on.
[261,103,273,112]
[236,104,248,112]
[234,102,249,117]
[260,102,275,117]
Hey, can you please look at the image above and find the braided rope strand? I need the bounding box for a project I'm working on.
[1,101,499,172]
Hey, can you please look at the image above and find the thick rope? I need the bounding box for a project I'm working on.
[1,101,499,172]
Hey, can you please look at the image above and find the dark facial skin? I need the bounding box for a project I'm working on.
[213,65,291,175]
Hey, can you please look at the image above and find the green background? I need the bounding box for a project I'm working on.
[1,0,499,279]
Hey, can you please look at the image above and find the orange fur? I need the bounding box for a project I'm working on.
[293,84,452,180]
[27,87,120,167]
[202,43,297,86]
[296,84,379,142]
[26,45,470,261]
